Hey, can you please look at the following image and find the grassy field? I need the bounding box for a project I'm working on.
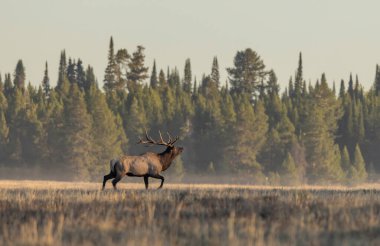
[1,181,380,245]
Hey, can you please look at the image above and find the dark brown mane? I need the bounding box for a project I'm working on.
[159,147,177,171]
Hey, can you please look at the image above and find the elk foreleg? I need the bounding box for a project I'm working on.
[144,176,149,189]
[150,174,165,189]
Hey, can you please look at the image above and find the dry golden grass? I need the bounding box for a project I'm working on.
[1,180,380,245]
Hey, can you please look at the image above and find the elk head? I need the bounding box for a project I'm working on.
[138,130,184,159]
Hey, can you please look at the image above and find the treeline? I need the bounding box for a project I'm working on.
[0,37,379,184]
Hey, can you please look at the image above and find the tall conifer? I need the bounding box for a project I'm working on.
[150,60,158,89]
[183,58,192,93]
[63,84,94,180]
[13,60,26,89]
[211,56,220,87]
[104,37,117,92]
[128,45,149,90]
[374,64,380,95]
[227,49,266,96]
[42,62,50,97]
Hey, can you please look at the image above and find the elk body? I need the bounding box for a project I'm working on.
[102,131,183,190]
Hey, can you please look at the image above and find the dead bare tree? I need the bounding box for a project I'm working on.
[102,130,184,190]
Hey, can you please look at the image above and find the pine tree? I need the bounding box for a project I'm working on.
[332,81,336,96]
[210,56,220,88]
[158,69,167,89]
[363,92,380,174]
[84,65,96,92]
[339,79,345,98]
[281,152,300,185]
[125,96,147,152]
[66,58,76,84]
[168,67,180,88]
[127,45,149,91]
[42,62,50,98]
[354,75,360,99]
[63,84,94,180]
[200,74,219,97]
[56,51,70,96]
[146,87,164,128]
[115,114,128,154]
[374,64,380,95]
[193,77,198,95]
[289,139,307,182]
[7,86,27,124]
[6,83,39,163]
[218,90,236,172]
[267,70,279,96]
[16,103,46,164]
[348,73,354,98]
[294,52,303,102]
[260,101,293,173]
[351,144,367,183]
[150,60,158,89]
[288,77,294,98]
[115,48,130,90]
[303,75,344,183]
[224,95,266,175]
[221,91,236,127]
[57,50,66,84]
[190,74,224,171]
[76,59,86,89]
[227,48,266,97]
[3,74,13,99]
[34,86,46,118]
[27,83,37,101]
[259,128,282,172]
[13,60,26,89]
[302,81,307,96]
[0,89,8,112]
[183,58,192,93]
[264,88,282,129]
[340,146,351,176]
[252,100,269,157]
[86,84,127,175]
[353,101,365,144]
[44,90,64,165]
[0,109,9,160]
[103,37,117,92]
[162,86,176,122]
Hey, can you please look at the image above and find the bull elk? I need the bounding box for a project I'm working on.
[102,130,184,190]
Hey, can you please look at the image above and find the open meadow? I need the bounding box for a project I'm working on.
[1,181,380,245]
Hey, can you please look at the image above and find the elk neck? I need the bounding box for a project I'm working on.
[158,147,176,171]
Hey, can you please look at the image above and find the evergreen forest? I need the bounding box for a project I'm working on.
[0,37,379,185]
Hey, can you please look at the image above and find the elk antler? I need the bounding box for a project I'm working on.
[166,131,179,145]
[138,129,179,147]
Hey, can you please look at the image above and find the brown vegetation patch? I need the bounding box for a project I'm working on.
[1,181,380,245]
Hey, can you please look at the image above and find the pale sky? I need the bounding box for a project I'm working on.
[1,0,379,90]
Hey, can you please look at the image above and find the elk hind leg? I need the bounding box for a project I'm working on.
[102,172,115,190]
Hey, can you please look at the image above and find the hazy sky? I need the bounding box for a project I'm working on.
[1,0,379,90]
